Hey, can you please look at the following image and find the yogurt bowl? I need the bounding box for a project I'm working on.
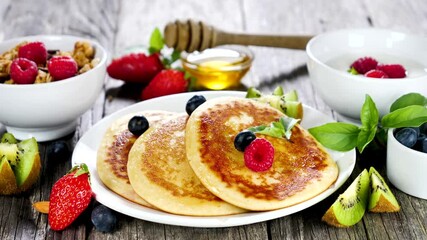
[306,28,427,122]
[0,35,107,141]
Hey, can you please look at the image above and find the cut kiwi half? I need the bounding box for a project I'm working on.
[0,133,41,195]
[0,155,18,195]
[322,169,370,227]
[368,167,400,212]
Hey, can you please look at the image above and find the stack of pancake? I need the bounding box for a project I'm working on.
[97,97,339,216]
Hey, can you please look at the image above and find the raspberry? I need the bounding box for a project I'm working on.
[376,64,406,78]
[10,58,38,84]
[18,41,47,65]
[107,53,163,84]
[48,56,78,80]
[364,69,388,78]
[350,57,378,74]
[244,138,274,172]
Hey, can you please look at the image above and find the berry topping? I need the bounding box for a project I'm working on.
[350,56,378,74]
[18,41,47,65]
[364,69,388,78]
[91,205,117,233]
[234,130,256,152]
[376,64,406,78]
[47,56,78,80]
[128,115,149,136]
[107,53,164,83]
[141,69,188,100]
[244,138,274,172]
[10,58,38,84]
[186,95,206,115]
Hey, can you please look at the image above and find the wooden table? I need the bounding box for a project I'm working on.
[1,0,426,239]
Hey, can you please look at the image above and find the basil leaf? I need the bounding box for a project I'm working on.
[390,93,427,112]
[357,95,378,152]
[280,116,300,139]
[149,28,164,54]
[381,105,427,128]
[308,123,360,151]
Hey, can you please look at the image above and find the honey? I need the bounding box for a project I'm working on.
[181,46,253,90]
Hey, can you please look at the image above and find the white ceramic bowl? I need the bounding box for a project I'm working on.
[0,35,107,141]
[306,28,427,121]
[387,129,427,199]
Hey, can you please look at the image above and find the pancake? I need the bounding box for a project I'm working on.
[127,113,246,216]
[97,110,176,207]
[185,97,339,211]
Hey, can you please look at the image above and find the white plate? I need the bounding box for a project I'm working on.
[72,91,356,228]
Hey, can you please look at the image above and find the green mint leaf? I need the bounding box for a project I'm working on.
[248,116,299,140]
[389,93,427,112]
[308,122,360,151]
[357,95,379,152]
[149,28,164,54]
[381,105,427,128]
[348,67,359,75]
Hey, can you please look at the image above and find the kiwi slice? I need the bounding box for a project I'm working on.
[0,142,20,166]
[1,133,18,144]
[322,169,370,227]
[368,167,400,212]
[0,155,18,195]
[14,137,41,189]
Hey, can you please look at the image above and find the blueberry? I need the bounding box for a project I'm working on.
[47,141,70,162]
[186,95,206,115]
[128,115,149,136]
[420,122,427,135]
[415,134,427,153]
[394,128,418,148]
[234,130,256,152]
[91,205,117,233]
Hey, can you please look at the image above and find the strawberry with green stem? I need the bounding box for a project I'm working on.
[48,164,92,231]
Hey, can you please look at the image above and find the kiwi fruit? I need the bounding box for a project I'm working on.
[368,167,400,212]
[322,169,370,227]
[0,156,18,195]
[0,133,41,195]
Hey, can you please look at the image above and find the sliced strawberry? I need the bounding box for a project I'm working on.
[48,164,92,231]
[350,57,378,74]
[364,69,388,78]
[107,53,163,83]
[141,69,188,100]
[376,64,406,78]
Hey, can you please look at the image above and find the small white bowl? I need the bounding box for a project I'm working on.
[0,35,107,141]
[387,129,427,199]
[306,28,427,121]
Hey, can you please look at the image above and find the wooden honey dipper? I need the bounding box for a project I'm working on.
[164,19,313,52]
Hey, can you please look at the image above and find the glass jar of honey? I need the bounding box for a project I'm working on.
[180,45,253,90]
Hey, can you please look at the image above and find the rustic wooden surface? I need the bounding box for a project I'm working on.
[1,0,427,239]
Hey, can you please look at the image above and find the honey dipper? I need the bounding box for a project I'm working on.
[164,19,313,52]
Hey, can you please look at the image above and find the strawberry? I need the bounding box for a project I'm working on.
[350,57,378,74]
[364,69,388,78]
[48,56,78,80]
[18,41,47,66]
[107,53,163,83]
[48,164,92,231]
[376,64,406,78]
[141,69,188,100]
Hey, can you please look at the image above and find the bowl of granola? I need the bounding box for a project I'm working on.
[0,35,107,141]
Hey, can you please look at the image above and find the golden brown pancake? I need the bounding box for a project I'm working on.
[186,97,339,211]
[127,114,246,216]
[97,111,176,207]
